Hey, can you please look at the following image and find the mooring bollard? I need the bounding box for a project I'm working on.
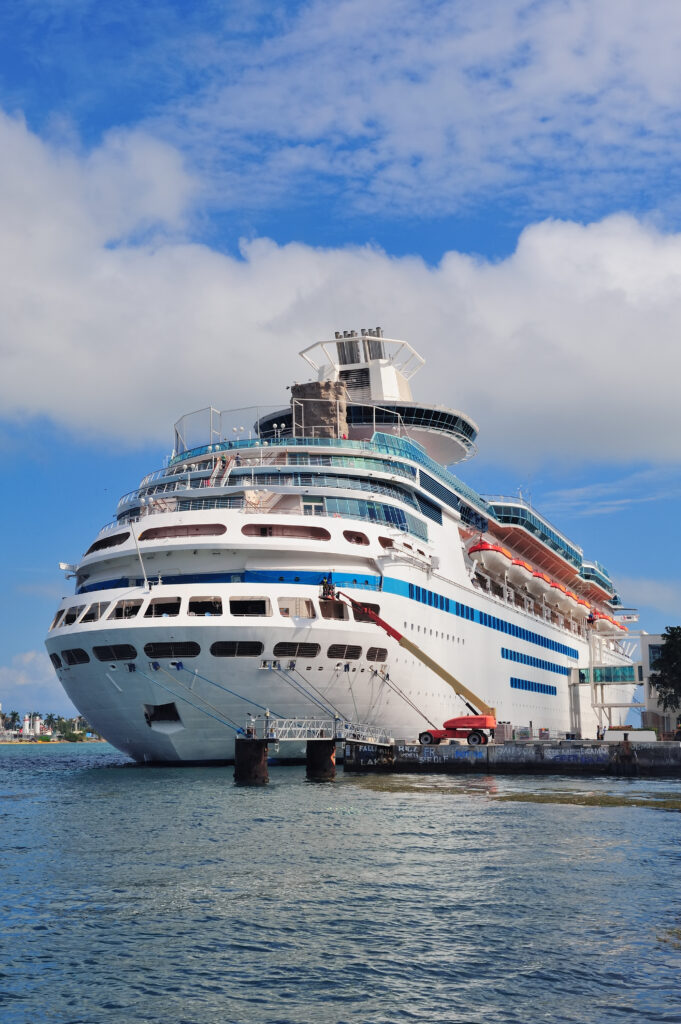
[234,737,269,785]
[306,739,337,781]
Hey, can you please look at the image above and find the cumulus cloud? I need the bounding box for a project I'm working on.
[2,111,681,467]
[0,650,75,716]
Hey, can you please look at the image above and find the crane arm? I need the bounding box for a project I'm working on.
[334,590,496,718]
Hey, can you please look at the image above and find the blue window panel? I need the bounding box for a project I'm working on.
[510,676,557,697]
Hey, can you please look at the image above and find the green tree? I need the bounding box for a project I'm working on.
[649,626,681,712]
[5,711,20,731]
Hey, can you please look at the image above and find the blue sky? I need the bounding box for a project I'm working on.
[3,0,681,715]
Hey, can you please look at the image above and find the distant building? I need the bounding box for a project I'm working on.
[640,634,679,736]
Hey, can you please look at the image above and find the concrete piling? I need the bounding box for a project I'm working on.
[306,739,337,781]
[234,737,269,785]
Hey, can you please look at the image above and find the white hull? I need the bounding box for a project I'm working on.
[47,575,633,762]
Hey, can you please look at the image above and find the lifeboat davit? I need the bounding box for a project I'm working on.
[527,571,552,599]
[469,542,513,575]
[507,558,534,587]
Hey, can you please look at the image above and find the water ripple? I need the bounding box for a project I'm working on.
[0,744,680,1023]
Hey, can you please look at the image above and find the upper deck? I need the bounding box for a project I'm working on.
[173,329,479,466]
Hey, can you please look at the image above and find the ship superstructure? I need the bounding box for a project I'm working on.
[45,331,637,762]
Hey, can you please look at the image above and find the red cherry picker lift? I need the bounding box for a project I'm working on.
[325,583,497,746]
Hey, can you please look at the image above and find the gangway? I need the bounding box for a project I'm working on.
[242,714,393,745]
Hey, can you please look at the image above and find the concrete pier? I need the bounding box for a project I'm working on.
[234,737,270,785]
[306,739,337,781]
[344,740,681,777]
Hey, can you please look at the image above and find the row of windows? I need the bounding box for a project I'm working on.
[227,470,422,512]
[490,504,582,569]
[577,665,637,684]
[501,648,570,676]
[323,498,429,542]
[50,642,388,667]
[510,676,557,697]
[407,583,579,659]
[51,596,382,629]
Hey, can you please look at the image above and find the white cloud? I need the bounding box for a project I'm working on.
[615,578,681,622]
[0,650,75,716]
[540,468,681,518]
[152,0,681,216]
[2,111,681,467]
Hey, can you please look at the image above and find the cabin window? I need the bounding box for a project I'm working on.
[144,642,200,658]
[352,602,380,623]
[230,598,271,617]
[343,530,369,545]
[50,609,65,630]
[328,644,362,660]
[49,653,62,669]
[241,524,330,541]
[85,531,129,555]
[319,599,348,620]
[210,641,264,657]
[62,605,85,626]
[108,599,143,620]
[378,537,393,549]
[145,597,181,618]
[278,597,316,619]
[273,642,321,658]
[366,647,388,662]
[140,524,226,540]
[188,597,223,616]
[93,644,138,662]
[81,602,110,623]
[61,648,90,666]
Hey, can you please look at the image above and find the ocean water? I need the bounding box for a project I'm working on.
[1,743,680,1024]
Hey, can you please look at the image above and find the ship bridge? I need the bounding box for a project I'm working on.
[256,329,479,466]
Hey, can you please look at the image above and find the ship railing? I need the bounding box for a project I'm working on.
[245,716,393,744]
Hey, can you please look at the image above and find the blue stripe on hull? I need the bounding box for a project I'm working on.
[77,569,579,660]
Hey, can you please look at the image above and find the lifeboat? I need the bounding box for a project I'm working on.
[468,542,513,575]
[591,611,620,633]
[526,571,552,599]
[566,591,586,617]
[548,581,572,613]
[507,558,534,587]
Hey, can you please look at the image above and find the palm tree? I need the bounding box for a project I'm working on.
[6,710,20,731]
[44,713,57,732]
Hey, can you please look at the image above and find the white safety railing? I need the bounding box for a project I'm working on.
[243,716,393,745]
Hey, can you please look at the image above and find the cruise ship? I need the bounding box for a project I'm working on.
[45,331,637,762]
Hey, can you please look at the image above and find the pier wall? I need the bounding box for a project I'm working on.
[344,741,681,776]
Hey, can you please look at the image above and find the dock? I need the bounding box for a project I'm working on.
[344,739,681,777]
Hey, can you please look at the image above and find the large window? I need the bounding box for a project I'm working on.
[273,642,321,658]
[328,644,362,660]
[278,597,316,619]
[93,644,138,662]
[109,599,143,620]
[61,648,90,666]
[62,605,85,626]
[85,531,129,555]
[649,645,663,670]
[230,598,271,617]
[210,641,263,657]
[81,602,110,623]
[145,597,181,618]
[144,642,200,658]
[188,597,223,616]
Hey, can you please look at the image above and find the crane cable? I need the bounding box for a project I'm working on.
[176,664,285,717]
[136,666,242,732]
